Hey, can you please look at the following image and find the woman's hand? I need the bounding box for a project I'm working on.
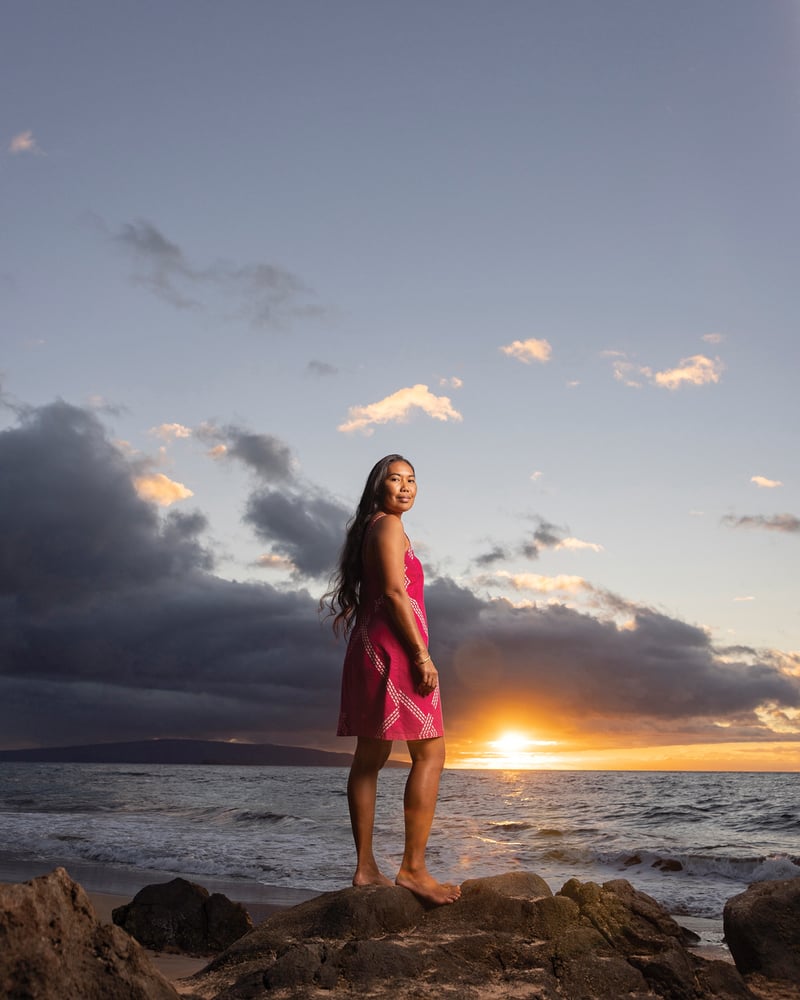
[415,655,439,696]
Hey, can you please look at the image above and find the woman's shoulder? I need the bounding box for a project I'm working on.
[368,512,408,547]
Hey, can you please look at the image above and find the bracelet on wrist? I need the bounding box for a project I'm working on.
[415,653,431,665]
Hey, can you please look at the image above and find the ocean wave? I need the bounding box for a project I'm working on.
[234,810,293,824]
[487,821,534,832]
[600,848,800,885]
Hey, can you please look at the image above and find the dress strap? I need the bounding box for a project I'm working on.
[365,510,411,552]
[366,511,387,532]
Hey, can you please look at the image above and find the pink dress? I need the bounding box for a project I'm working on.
[337,513,444,741]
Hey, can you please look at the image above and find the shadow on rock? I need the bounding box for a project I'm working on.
[183,871,753,1000]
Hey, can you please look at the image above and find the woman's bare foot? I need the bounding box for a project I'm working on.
[395,868,461,905]
[353,862,394,888]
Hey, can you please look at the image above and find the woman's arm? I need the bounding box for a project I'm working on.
[368,515,439,695]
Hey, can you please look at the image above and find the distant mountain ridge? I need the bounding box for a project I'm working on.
[0,738,391,767]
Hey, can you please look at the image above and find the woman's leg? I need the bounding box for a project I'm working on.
[347,736,393,887]
[395,737,460,904]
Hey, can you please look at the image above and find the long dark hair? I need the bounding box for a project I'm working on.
[321,454,414,637]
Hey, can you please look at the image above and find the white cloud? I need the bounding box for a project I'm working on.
[530,470,543,481]
[439,375,463,388]
[555,537,604,553]
[733,596,755,602]
[134,472,194,506]
[9,130,42,155]
[500,338,552,364]
[751,475,782,489]
[653,354,723,390]
[496,571,589,594]
[150,422,192,441]
[338,383,463,435]
[702,333,725,344]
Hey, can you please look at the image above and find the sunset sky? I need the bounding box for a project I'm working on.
[2,1,798,769]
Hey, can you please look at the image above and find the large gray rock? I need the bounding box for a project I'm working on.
[0,867,179,1000]
[183,871,751,1000]
[724,876,800,983]
[113,877,252,955]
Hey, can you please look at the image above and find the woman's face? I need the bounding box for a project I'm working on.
[380,460,417,516]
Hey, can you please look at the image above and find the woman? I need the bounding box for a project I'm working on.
[323,454,460,906]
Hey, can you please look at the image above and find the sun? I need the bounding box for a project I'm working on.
[455,730,560,769]
[491,731,532,754]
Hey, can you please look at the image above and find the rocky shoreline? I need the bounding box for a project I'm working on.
[2,867,799,999]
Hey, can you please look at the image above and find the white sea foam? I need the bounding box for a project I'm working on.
[0,763,797,919]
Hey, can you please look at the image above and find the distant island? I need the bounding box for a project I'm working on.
[0,738,406,768]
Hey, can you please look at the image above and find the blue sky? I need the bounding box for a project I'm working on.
[2,1,798,766]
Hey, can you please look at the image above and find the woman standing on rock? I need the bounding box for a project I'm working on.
[323,454,460,906]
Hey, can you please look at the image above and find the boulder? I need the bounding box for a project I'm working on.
[113,877,252,955]
[0,867,179,1000]
[183,872,751,999]
[723,876,800,983]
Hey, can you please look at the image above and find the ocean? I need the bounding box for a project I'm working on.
[1,763,797,927]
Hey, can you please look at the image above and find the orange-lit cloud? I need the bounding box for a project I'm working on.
[134,472,193,506]
[150,423,192,441]
[9,130,42,154]
[500,337,552,364]
[652,354,724,390]
[338,383,463,434]
[609,352,724,390]
[751,475,782,489]
[702,332,725,344]
[498,571,589,594]
[753,703,800,734]
[254,553,295,571]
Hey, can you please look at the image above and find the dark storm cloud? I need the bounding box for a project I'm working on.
[2,398,799,752]
[198,421,347,577]
[423,578,800,742]
[244,489,348,578]
[0,401,341,748]
[112,219,323,328]
[476,518,569,566]
[198,423,294,481]
[722,513,800,534]
[0,401,211,611]
[473,545,508,567]
[522,518,565,560]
